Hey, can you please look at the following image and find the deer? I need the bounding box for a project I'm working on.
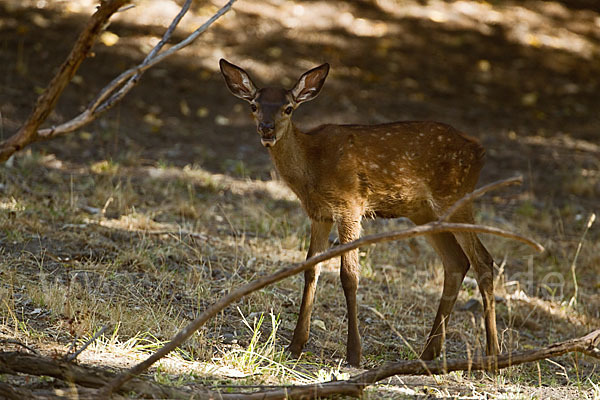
[219,59,500,367]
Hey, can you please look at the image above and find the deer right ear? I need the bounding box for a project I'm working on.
[291,63,330,104]
[219,59,257,102]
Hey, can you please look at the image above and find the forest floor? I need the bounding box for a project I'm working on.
[0,0,599,398]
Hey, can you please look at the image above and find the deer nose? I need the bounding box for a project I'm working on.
[258,122,275,134]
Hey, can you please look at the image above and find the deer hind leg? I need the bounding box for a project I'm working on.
[450,205,500,357]
[338,216,362,367]
[454,231,500,357]
[288,220,333,357]
[421,231,471,360]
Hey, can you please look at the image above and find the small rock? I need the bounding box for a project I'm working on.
[312,319,326,331]
[462,276,478,289]
[81,205,101,215]
[222,333,237,344]
[459,298,481,312]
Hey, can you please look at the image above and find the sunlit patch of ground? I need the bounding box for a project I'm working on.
[1,151,598,398]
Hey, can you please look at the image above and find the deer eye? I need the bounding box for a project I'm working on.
[284,106,293,115]
[250,104,257,112]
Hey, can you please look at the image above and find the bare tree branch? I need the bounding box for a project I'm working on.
[98,177,544,396]
[0,0,130,162]
[38,0,236,139]
[0,0,237,162]
[87,0,192,115]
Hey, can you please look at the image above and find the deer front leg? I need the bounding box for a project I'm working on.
[288,220,333,357]
[338,217,362,367]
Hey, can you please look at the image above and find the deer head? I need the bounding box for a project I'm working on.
[219,59,330,147]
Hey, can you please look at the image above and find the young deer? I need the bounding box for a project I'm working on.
[219,59,500,367]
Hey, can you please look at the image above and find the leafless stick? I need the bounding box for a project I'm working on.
[65,325,108,362]
[568,212,596,307]
[146,229,207,240]
[439,175,523,222]
[65,335,79,359]
[86,0,192,114]
[0,339,39,355]
[0,0,130,162]
[338,329,600,398]
[99,214,543,395]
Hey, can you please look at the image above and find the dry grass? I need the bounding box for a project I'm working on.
[1,0,599,397]
[1,150,598,398]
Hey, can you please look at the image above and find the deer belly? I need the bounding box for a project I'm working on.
[366,191,433,220]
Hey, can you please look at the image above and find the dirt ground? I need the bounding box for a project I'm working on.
[0,0,599,398]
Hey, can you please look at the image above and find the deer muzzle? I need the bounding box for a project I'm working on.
[260,137,277,147]
[258,122,276,147]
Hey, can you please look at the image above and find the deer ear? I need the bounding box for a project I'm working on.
[291,63,329,104]
[219,59,258,101]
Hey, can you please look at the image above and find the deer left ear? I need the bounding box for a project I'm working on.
[291,63,329,104]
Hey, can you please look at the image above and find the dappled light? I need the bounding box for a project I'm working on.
[0,0,599,398]
[377,0,598,58]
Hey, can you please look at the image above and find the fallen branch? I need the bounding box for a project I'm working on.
[0,0,237,162]
[0,381,126,400]
[0,329,598,399]
[99,176,544,396]
[0,177,553,398]
[231,328,600,399]
[0,351,196,399]
[339,328,600,398]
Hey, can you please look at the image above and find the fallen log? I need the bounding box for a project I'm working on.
[0,329,597,399]
[0,351,194,399]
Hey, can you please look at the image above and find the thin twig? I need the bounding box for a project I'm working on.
[0,339,39,355]
[439,175,523,221]
[116,4,136,13]
[568,212,596,307]
[65,335,79,359]
[65,325,109,362]
[147,229,207,240]
[37,0,236,139]
[87,0,192,114]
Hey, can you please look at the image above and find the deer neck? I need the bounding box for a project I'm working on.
[267,122,310,190]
